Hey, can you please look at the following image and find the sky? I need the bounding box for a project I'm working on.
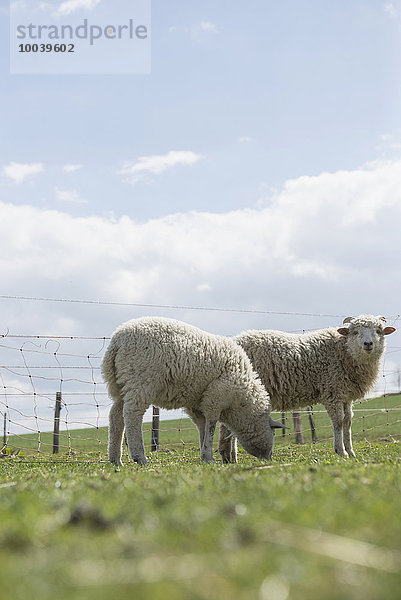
[0,0,401,433]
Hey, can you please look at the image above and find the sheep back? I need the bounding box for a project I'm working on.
[103,316,267,415]
[234,327,382,412]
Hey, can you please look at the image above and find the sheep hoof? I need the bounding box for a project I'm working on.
[109,458,122,467]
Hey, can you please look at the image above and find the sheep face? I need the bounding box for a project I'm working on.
[338,315,396,363]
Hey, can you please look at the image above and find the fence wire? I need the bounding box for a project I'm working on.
[0,332,400,460]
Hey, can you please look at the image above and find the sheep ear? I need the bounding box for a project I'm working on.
[343,317,353,324]
[269,417,289,429]
[383,327,396,335]
[337,327,349,336]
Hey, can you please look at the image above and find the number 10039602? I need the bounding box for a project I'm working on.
[18,43,75,53]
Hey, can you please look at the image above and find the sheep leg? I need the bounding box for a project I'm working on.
[123,402,148,465]
[343,402,356,458]
[230,436,238,462]
[186,408,206,451]
[200,419,217,463]
[326,403,348,457]
[218,423,238,463]
[108,399,125,466]
[201,374,239,464]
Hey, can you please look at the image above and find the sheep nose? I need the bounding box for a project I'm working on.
[364,341,373,351]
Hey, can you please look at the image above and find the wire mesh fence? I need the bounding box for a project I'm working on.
[1,330,400,461]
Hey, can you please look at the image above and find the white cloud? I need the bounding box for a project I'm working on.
[54,0,101,16]
[198,21,220,34]
[384,2,398,18]
[63,164,82,173]
[2,162,44,184]
[0,157,400,339]
[118,150,203,186]
[169,21,220,36]
[375,131,401,156]
[55,187,87,204]
[32,0,101,15]
[197,283,212,292]
[236,137,254,143]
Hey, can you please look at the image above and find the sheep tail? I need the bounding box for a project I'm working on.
[101,340,122,403]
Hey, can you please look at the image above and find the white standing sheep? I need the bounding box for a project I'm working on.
[101,316,284,466]
[219,315,396,461]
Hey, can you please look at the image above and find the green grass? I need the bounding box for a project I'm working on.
[5,416,200,457]
[1,405,401,599]
[284,393,401,445]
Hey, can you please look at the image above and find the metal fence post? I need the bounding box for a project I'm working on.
[151,405,160,451]
[53,392,62,454]
[3,412,7,447]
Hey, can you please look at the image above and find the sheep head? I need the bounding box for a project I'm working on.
[236,411,289,460]
[337,314,396,362]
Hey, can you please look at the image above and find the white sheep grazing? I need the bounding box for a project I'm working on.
[101,316,285,466]
[219,315,396,461]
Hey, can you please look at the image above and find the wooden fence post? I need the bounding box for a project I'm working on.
[53,392,62,454]
[151,406,159,451]
[281,412,286,436]
[292,411,304,444]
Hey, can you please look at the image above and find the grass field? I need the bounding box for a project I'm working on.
[1,397,400,599]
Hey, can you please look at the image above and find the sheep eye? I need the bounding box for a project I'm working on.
[352,330,358,335]
[376,329,382,335]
